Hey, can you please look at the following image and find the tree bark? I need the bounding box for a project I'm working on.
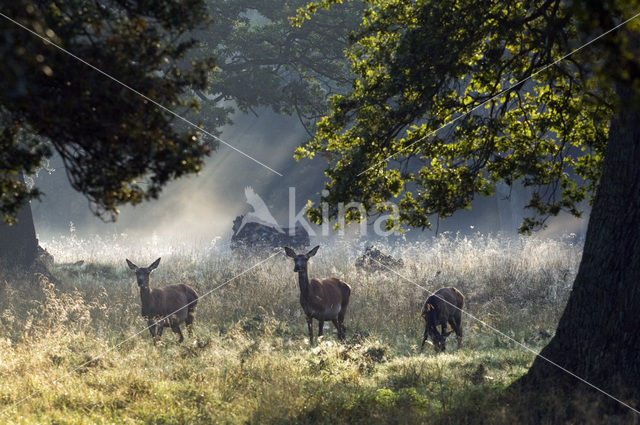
[515,82,640,407]
[0,174,38,268]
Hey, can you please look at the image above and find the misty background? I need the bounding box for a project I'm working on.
[29,109,589,245]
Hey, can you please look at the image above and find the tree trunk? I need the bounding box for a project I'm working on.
[515,82,640,407]
[0,174,38,269]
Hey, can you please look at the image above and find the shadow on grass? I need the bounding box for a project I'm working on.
[265,377,638,425]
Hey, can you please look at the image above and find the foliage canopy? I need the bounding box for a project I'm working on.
[296,0,639,232]
[0,0,214,223]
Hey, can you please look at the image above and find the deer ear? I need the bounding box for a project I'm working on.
[126,259,138,270]
[284,247,296,258]
[148,258,161,270]
[306,245,320,258]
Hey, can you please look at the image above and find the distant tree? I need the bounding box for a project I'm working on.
[0,0,214,267]
[194,0,364,134]
[297,0,640,409]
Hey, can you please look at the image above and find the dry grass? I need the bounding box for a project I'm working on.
[1,232,629,424]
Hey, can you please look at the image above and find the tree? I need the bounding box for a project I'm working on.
[0,0,214,266]
[297,0,640,409]
[193,0,364,135]
[0,174,38,267]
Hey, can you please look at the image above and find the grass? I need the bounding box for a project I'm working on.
[0,232,613,424]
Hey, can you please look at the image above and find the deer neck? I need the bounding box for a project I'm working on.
[298,269,311,299]
[139,286,153,314]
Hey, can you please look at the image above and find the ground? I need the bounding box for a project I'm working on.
[1,232,629,424]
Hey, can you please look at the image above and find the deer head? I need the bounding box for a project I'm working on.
[126,258,161,288]
[284,246,319,272]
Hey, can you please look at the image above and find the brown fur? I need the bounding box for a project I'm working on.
[285,246,351,345]
[126,258,197,343]
[421,287,464,353]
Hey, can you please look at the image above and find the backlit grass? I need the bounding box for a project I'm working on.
[0,233,609,424]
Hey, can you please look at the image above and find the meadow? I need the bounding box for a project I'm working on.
[0,232,605,424]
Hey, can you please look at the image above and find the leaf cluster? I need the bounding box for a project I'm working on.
[298,0,639,232]
[0,0,215,222]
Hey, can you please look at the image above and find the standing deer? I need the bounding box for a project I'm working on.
[421,287,464,353]
[126,258,198,343]
[284,246,351,345]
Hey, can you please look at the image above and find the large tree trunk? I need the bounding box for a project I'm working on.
[0,174,38,269]
[515,83,640,408]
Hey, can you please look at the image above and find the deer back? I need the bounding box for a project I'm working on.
[422,287,464,323]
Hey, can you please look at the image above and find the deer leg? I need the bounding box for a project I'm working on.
[148,318,159,343]
[170,319,184,343]
[318,320,324,337]
[331,319,341,340]
[421,327,429,351]
[307,316,314,346]
[439,323,449,352]
[449,312,463,350]
[157,319,166,337]
[436,337,445,353]
[337,312,346,340]
[421,336,429,351]
[186,308,195,337]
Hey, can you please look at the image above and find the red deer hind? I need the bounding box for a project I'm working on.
[126,258,198,343]
[284,246,351,345]
[421,287,464,353]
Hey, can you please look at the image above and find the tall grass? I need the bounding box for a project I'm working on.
[39,232,582,344]
[2,232,627,424]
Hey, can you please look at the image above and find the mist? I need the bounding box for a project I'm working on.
[31,109,326,243]
[30,108,590,248]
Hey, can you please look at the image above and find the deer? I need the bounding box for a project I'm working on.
[284,246,351,345]
[126,258,198,344]
[421,287,464,353]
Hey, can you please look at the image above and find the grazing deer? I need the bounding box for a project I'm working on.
[421,287,464,353]
[126,258,198,343]
[284,246,351,345]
